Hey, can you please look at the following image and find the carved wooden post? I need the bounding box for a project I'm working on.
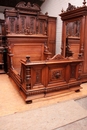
[7,42,14,69]
[25,56,31,90]
[4,13,10,34]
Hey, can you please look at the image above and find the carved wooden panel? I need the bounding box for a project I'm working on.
[30,65,45,89]
[70,63,76,79]
[29,17,35,34]
[48,64,66,84]
[20,16,26,34]
[4,2,48,36]
[9,17,16,33]
[66,20,81,37]
[50,68,65,81]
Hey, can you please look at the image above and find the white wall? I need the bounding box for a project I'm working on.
[0,13,4,20]
[0,6,13,20]
[41,0,83,54]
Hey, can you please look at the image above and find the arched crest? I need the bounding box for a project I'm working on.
[16,1,41,12]
[50,54,65,60]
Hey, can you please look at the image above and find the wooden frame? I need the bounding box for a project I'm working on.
[4,2,83,103]
[59,2,87,82]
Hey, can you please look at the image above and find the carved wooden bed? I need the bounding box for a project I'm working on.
[4,2,83,103]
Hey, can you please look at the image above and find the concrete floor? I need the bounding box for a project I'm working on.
[55,117,87,130]
[0,74,87,130]
[55,97,87,130]
[0,97,87,130]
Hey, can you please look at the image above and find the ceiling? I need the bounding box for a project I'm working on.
[0,0,45,8]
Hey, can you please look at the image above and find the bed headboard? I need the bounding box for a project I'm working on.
[4,2,51,73]
[7,35,49,72]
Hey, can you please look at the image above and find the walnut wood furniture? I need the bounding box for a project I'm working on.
[4,1,83,103]
[19,56,82,102]
[59,2,87,82]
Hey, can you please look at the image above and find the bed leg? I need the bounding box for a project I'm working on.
[75,89,80,92]
[26,100,32,104]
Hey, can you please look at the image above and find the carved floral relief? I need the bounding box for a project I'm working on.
[66,20,81,37]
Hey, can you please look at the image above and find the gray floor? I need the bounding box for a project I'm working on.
[55,97,87,130]
[0,97,87,130]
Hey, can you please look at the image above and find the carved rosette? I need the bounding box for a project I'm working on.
[52,70,61,80]
[50,68,64,82]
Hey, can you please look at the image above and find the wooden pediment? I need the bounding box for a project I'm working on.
[50,54,65,60]
[15,1,41,12]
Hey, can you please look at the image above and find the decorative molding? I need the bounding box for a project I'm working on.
[26,89,44,96]
[66,3,76,12]
[50,54,65,60]
[4,2,48,35]
[36,69,41,84]
[16,1,41,12]
[66,21,81,37]
[61,2,83,13]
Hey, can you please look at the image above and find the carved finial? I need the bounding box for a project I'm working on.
[26,55,30,63]
[83,0,86,6]
[61,8,64,13]
[45,12,48,15]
